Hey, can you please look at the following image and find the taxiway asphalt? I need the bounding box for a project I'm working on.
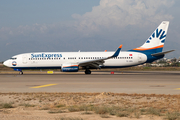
[0,71,180,94]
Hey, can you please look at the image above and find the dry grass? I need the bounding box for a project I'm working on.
[100,114,110,118]
[55,117,84,120]
[48,109,65,114]
[19,103,35,107]
[134,112,141,119]
[1,92,180,119]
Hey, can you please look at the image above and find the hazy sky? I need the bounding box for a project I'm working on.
[0,0,180,61]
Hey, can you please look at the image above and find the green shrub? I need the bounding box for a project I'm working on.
[56,104,66,108]
[116,112,129,117]
[68,106,80,112]
[1,103,13,108]
[48,109,64,114]
[100,114,110,118]
[94,106,109,114]
[19,103,35,107]
[165,112,180,120]
[55,117,83,120]
[147,107,161,116]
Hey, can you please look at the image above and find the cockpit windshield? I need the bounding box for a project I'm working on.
[10,58,17,60]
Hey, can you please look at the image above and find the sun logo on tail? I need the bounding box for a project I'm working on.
[146,29,166,44]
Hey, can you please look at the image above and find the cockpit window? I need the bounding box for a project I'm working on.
[10,58,17,60]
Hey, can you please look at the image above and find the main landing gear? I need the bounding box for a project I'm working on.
[85,69,91,74]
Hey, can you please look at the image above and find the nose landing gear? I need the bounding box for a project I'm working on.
[19,71,23,75]
[13,69,23,75]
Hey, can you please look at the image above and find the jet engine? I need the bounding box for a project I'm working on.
[61,63,79,72]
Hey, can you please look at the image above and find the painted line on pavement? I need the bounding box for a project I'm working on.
[31,84,57,88]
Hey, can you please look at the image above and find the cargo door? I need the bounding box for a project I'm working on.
[138,54,142,62]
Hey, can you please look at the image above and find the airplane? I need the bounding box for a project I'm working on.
[3,21,174,75]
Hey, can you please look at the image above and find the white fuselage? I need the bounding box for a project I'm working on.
[4,51,147,69]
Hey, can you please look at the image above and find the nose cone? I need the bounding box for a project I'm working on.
[3,60,9,67]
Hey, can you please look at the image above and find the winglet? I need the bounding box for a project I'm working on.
[111,45,122,57]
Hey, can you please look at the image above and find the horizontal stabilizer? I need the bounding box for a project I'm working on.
[151,50,174,56]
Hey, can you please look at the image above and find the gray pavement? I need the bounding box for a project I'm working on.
[0,71,180,94]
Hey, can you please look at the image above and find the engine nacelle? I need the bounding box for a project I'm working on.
[61,63,79,72]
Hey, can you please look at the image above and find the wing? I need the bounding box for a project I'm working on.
[79,45,123,69]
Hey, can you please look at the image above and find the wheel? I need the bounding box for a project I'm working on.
[85,69,91,74]
[19,71,23,75]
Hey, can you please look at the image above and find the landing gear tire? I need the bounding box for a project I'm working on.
[19,71,23,75]
[85,69,91,74]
